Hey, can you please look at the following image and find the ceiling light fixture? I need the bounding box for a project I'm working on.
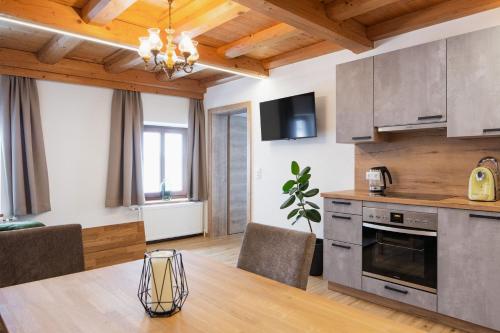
[0,15,266,80]
[137,0,199,80]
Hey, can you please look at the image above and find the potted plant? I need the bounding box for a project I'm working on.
[280,161,323,276]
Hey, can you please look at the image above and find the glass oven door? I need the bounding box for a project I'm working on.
[362,222,437,293]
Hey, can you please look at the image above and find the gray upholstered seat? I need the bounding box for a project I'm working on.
[237,222,316,290]
[0,224,84,288]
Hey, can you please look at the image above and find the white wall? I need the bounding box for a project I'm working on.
[204,8,500,238]
[16,80,202,241]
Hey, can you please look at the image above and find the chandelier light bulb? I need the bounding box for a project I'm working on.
[138,37,152,60]
[147,28,163,51]
[178,32,195,55]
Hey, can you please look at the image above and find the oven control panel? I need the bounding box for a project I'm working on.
[363,207,437,231]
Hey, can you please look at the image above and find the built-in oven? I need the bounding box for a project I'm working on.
[362,207,437,293]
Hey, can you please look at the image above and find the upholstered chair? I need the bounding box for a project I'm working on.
[0,224,84,288]
[237,222,316,290]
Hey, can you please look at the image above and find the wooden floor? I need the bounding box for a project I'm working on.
[148,234,465,333]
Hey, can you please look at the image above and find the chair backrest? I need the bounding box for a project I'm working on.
[0,224,84,288]
[237,223,316,290]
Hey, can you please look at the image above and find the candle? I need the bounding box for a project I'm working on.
[150,250,174,313]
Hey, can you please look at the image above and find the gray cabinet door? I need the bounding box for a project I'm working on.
[324,240,362,289]
[438,208,500,330]
[336,57,375,143]
[447,26,500,138]
[374,40,446,127]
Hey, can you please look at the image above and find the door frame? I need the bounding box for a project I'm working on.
[207,101,252,238]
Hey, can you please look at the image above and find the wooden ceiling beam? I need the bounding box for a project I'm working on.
[367,0,500,41]
[161,0,249,39]
[104,49,144,73]
[0,47,205,98]
[325,0,400,21]
[82,0,138,25]
[231,0,373,53]
[262,41,344,70]
[36,34,83,64]
[201,73,241,88]
[217,23,297,58]
[0,0,268,78]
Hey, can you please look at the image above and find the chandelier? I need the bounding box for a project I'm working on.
[137,0,199,80]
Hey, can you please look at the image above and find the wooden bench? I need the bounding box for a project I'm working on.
[82,221,146,270]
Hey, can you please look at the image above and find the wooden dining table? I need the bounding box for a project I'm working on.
[0,251,424,333]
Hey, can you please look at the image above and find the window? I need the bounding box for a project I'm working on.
[143,125,188,200]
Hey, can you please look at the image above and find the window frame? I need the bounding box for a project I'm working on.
[143,125,188,201]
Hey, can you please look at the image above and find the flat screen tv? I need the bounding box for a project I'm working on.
[259,92,317,141]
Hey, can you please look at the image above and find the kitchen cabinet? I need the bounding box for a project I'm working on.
[374,40,446,128]
[438,208,500,330]
[362,276,437,312]
[336,58,375,143]
[324,212,362,245]
[324,198,362,215]
[324,240,362,289]
[447,26,500,138]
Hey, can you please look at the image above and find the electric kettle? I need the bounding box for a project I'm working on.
[468,157,500,202]
[366,166,393,195]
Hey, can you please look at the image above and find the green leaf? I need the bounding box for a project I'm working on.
[299,181,309,191]
[282,180,296,193]
[299,166,311,177]
[305,209,322,222]
[296,191,304,200]
[306,201,320,209]
[287,208,299,219]
[291,215,302,226]
[291,161,300,175]
[280,195,295,209]
[303,188,319,197]
[297,173,311,184]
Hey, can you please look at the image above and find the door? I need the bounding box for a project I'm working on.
[374,40,446,128]
[336,57,375,143]
[228,114,247,234]
[447,26,500,137]
[208,103,251,237]
[438,208,500,330]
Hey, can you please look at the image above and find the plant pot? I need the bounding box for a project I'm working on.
[310,238,323,276]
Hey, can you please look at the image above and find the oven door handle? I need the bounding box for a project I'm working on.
[362,222,437,237]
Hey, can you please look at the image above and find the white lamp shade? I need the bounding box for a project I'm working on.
[148,28,163,51]
[138,37,151,58]
[178,32,195,54]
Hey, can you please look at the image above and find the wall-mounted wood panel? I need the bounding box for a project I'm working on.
[82,221,146,270]
[355,130,500,197]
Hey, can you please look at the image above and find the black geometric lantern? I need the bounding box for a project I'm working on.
[137,249,188,317]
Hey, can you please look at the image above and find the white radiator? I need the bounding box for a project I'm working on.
[140,201,204,242]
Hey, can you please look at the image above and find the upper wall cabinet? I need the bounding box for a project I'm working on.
[374,40,446,129]
[336,58,375,143]
[447,26,500,138]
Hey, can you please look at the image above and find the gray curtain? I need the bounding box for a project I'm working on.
[0,75,51,216]
[105,90,145,207]
[186,99,208,201]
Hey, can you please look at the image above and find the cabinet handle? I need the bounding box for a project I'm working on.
[332,214,351,220]
[331,243,351,250]
[332,201,351,206]
[417,115,442,121]
[352,136,372,141]
[384,285,408,295]
[483,128,500,134]
[469,213,500,221]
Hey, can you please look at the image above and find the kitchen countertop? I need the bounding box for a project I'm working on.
[321,190,500,213]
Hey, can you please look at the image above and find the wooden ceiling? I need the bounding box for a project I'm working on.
[0,0,500,98]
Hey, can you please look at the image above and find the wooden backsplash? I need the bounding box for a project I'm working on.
[355,129,500,197]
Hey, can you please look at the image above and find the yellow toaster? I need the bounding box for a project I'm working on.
[468,157,500,202]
